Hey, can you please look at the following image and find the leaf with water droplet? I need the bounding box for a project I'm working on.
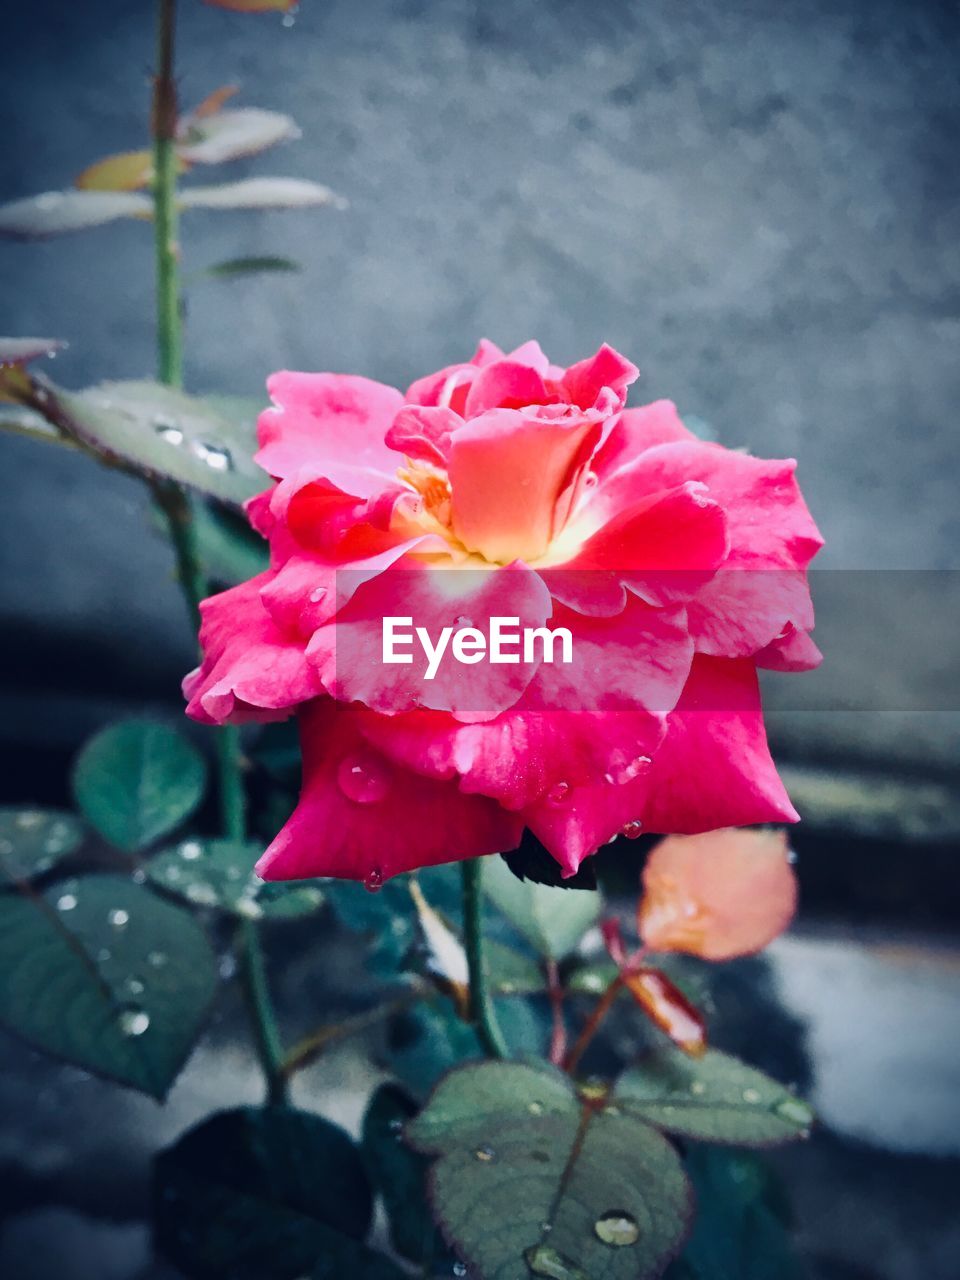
[0,807,84,883]
[483,855,599,960]
[9,375,265,506]
[407,1059,691,1280]
[0,874,216,1098]
[615,1047,815,1145]
[146,838,326,919]
[360,1084,453,1269]
[153,1104,403,1280]
[72,719,207,852]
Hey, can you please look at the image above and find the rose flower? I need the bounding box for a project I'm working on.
[183,341,822,882]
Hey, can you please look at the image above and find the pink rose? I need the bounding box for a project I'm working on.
[183,340,822,882]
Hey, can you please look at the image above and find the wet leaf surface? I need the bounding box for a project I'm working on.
[0,807,84,882]
[147,838,325,919]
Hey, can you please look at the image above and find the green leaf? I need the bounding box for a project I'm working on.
[387,1002,484,1098]
[190,498,270,585]
[154,1105,374,1280]
[72,720,207,852]
[407,1060,692,1280]
[361,1084,451,1267]
[669,1147,805,1280]
[0,190,152,238]
[0,337,67,365]
[487,939,546,995]
[0,874,216,1097]
[57,379,264,504]
[200,254,302,279]
[483,855,600,960]
[0,807,84,882]
[615,1048,814,1145]
[178,109,300,165]
[147,838,325,919]
[179,177,347,212]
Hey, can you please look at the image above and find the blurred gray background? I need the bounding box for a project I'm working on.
[1,2,959,1277]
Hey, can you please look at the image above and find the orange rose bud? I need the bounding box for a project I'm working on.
[638,827,798,961]
[622,967,707,1056]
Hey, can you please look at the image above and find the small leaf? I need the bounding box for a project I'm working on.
[0,808,84,882]
[407,1060,692,1280]
[204,0,298,10]
[0,874,216,1097]
[0,190,152,238]
[0,337,67,366]
[200,254,302,278]
[361,1084,451,1267]
[180,177,347,212]
[76,150,156,191]
[12,375,264,506]
[483,854,599,960]
[178,108,300,164]
[190,84,240,119]
[615,1047,814,1145]
[72,720,207,852]
[639,829,797,961]
[154,1105,375,1280]
[147,838,325,919]
[622,968,707,1057]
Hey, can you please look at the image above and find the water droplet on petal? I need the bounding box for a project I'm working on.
[594,1210,640,1247]
[364,867,384,893]
[545,781,571,806]
[108,908,129,929]
[118,1007,150,1037]
[309,586,327,603]
[620,820,643,839]
[473,1145,496,1162]
[454,614,472,627]
[179,841,203,861]
[337,751,392,804]
[56,893,78,912]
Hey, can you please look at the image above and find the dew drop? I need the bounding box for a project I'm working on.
[179,840,203,861]
[235,895,264,920]
[545,781,571,807]
[165,864,183,882]
[108,908,130,929]
[528,1100,544,1115]
[226,865,243,882]
[147,950,168,968]
[454,614,472,627]
[125,977,145,996]
[452,1265,467,1278]
[593,1210,640,1247]
[473,1145,496,1162]
[186,882,219,907]
[97,948,111,963]
[524,1244,588,1279]
[153,416,184,446]
[337,751,392,804]
[774,1095,814,1126]
[364,867,384,894]
[0,838,13,855]
[131,868,146,884]
[16,810,43,829]
[218,954,238,980]
[742,1087,762,1104]
[56,893,78,912]
[118,1007,150,1037]
[619,820,643,839]
[387,1117,404,1135]
[690,1080,707,1096]
[193,441,233,472]
[309,586,327,603]
[281,3,298,27]
[787,848,798,865]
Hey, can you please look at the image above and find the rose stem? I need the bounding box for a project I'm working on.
[545,959,568,1066]
[562,974,624,1075]
[460,858,509,1058]
[150,0,286,1105]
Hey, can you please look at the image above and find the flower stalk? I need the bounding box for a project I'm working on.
[460,858,509,1058]
[150,0,280,1103]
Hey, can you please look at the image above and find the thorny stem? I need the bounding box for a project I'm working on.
[460,859,509,1058]
[562,973,624,1075]
[280,988,424,1079]
[150,0,281,1103]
